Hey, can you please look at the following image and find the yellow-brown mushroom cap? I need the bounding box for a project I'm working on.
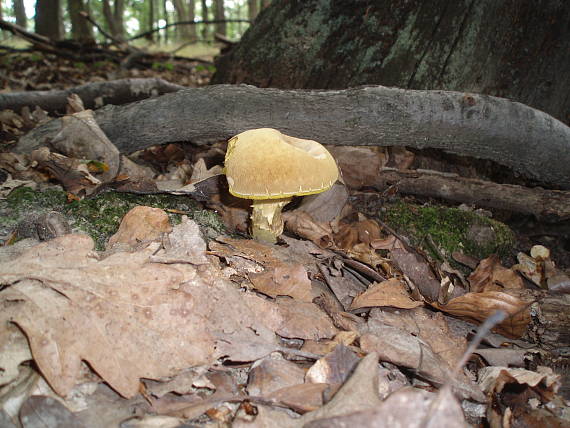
[224,128,339,200]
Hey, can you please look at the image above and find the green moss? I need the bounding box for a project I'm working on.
[2,187,226,250]
[379,201,515,262]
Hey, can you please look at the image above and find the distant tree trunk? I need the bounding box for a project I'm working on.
[102,0,125,40]
[68,0,94,42]
[188,0,196,40]
[248,0,258,21]
[162,0,169,43]
[214,0,226,36]
[35,0,63,40]
[201,0,208,39]
[13,0,27,29]
[147,0,155,41]
[172,0,191,40]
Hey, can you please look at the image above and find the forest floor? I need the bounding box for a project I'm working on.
[0,48,569,427]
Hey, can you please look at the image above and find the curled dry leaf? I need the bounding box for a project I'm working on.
[390,248,441,303]
[359,328,483,401]
[293,182,349,223]
[282,210,335,249]
[350,278,422,310]
[247,358,306,396]
[305,344,361,386]
[249,263,313,302]
[468,254,524,292]
[31,147,102,195]
[433,291,531,338]
[106,206,172,251]
[51,110,120,184]
[327,146,387,189]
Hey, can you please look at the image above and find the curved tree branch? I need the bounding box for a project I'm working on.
[15,84,570,189]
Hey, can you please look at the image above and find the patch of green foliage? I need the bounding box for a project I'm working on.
[195,64,217,73]
[379,201,515,262]
[152,61,175,71]
[2,187,226,250]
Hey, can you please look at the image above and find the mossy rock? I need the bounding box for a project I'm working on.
[1,187,226,250]
[379,201,515,262]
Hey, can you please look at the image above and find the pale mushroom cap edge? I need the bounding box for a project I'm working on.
[224,128,339,200]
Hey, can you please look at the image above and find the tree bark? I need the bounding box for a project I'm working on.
[212,0,570,128]
[13,0,27,29]
[15,85,570,190]
[35,0,62,40]
[68,0,94,42]
[213,0,226,36]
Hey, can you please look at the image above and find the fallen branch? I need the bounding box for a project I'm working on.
[16,85,570,189]
[128,19,251,42]
[0,78,185,113]
[373,168,570,222]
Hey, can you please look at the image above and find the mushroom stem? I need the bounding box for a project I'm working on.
[250,197,292,243]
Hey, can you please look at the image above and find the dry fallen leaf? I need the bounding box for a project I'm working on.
[106,205,172,250]
[433,290,532,338]
[0,232,289,398]
[350,278,423,310]
[247,358,306,396]
[51,109,120,184]
[390,248,441,303]
[249,263,313,302]
[468,254,524,292]
[327,146,387,189]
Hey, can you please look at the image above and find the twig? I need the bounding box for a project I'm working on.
[128,19,251,42]
[79,11,136,51]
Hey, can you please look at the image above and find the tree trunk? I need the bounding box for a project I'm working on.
[172,0,191,40]
[68,0,94,42]
[14,85,570,190]
[201,0,208,39]
[13,0,27,29]
[147,0,155,42]
[214,0,226,36]
[188,0,196,40]
[212,0,570,128]
[35,0,62,40]
[162,0,169,43]
[102,0,125,40]
[248,0,258,21]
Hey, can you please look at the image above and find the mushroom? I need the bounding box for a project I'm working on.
[224,128,339,243]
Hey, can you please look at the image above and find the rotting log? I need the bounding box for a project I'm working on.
[372,168,570,222]
[0,78,185,113]
[15,84,570,189]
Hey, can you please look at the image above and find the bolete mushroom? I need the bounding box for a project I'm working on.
[224,128,339,243]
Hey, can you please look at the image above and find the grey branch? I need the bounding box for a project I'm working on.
[0,78,185,113]
[15,84,570,189]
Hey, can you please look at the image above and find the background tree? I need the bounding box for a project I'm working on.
[248,0,258,21]
[13,0,27,29]
[172,0,196,41]
[68,0,95,42]
[35,0,63,40]
[201,0,208,39]
[214,0,225,36]
[102,0,125,41]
